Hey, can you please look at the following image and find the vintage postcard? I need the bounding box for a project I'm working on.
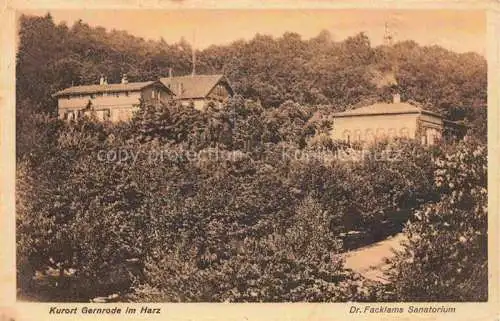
[0,0,499,320]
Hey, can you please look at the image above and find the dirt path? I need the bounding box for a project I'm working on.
[343,233,407,283]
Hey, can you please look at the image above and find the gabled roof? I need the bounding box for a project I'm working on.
[333,102,441,118]
[52,81,171,98]
[159,74,233,100]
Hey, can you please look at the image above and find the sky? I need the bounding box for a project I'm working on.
[20,9,486,55]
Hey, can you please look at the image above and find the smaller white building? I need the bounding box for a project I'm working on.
[331,95,444,145]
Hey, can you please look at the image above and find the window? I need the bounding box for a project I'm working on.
[428,129,434,145]
[435,129,442,142]
[376,128,386,139]
[342,130,351,143]
[214,85,225,97]
[354,130,362,142]
[426,128,440,145]
[365,129,375,142]
[400,127,409,138]
[421,132,427,145]
[95,109,111,121]
[125,91,129,97]
[388,128,396,139]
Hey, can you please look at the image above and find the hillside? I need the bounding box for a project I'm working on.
[17,13,486,120]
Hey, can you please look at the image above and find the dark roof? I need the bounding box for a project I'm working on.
[333,102,441,118]
[159,74,232,100]
[52,81,164,98]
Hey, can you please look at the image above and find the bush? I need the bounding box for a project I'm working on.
[137,196,366,302]
[17,98,478,302]
[17,118,152,300]
[387,139,487,301]
[286,139,440,244]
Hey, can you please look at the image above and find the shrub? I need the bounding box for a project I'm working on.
[137,196,367,302]
[387,139,487,301]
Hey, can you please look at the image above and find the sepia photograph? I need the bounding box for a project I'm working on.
[5,4,495,312]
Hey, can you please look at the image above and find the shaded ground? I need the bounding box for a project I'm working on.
[343,233,406,284]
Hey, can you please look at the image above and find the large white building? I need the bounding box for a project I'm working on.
[331,95,444,145]
[53,74,234,122]
[52,75,173,122]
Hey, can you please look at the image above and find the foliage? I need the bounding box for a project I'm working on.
[15,13,488,302]
[16,14,487,156]
[16,96,488,302]
[136,196,367,302]
[17,117,149,299]
[386,139,487,301]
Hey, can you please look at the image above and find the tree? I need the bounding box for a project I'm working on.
[387,139,487,301]
[17,118,149,300]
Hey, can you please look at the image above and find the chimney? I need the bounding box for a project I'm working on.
[103,76,108,85]
[191,30,196,76]
[121,74,128,84]
[177,82,183,95]
[393,93,401,104]
[99,75,105,85]
[168,68,173,78]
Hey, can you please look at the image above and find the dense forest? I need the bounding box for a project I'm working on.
[17,13,486,117]
[16,13,488,302]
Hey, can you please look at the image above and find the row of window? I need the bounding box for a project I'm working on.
[150,88,162,100]
[342,127,441,145]
[64,92,130,100]
[212,84,227,97]
[342,128,410,143]
[63,109,111,121]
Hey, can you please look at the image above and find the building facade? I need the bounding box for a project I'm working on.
[159,74,234,110]
[53,74,234,121]
[331,95,444,145]
[53,75,174,122]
